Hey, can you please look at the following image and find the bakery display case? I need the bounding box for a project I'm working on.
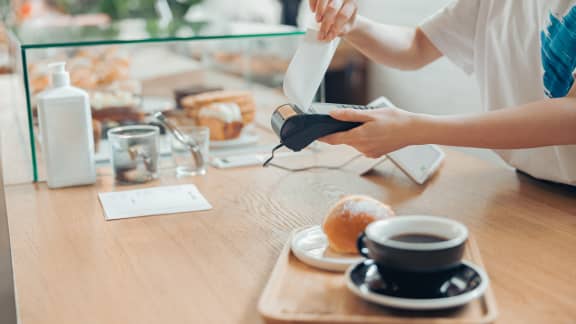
[6,19,306,182]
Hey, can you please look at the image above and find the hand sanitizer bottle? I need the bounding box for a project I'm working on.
[37,62,96,188]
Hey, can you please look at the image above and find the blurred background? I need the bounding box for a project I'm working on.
[0,0,496,184]
[1,0,480,110]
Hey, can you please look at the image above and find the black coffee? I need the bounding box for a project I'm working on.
[390,233,448,243]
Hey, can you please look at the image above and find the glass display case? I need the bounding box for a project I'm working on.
[6,19,306,182]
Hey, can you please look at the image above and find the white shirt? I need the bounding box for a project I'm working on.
[420,0,576,186]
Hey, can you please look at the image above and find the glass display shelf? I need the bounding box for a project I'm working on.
[5,19,306,183]
[10,19,304,48]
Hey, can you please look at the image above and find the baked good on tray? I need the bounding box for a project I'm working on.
[90,90,144,122]
[181,90,256,125]
[322,195,395,254]
[173,86,223,109]
[197,103,244,141]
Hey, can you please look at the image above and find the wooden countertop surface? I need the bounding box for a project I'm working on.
[6,140,576,323]
[3,72,576,324]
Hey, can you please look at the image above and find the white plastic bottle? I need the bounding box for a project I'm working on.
[37,62,96,188]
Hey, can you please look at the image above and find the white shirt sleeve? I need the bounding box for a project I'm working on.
[419,0,481,74]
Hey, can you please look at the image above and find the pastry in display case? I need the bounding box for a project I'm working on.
[183,23,299,88]
[175,90,257,141]
[28,46,144,125]
[173,85,223,108]
[26,46,145,155]
[29,46,132,94]
[197,102,244,140]
[210,51,290,85]
[7,19,305,182]
[182,90,255,120]
[91,90,143,122]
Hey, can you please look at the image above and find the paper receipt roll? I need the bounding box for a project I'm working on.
[283,28,341,112]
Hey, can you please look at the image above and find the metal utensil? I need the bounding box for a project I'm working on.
[153,112,205,170]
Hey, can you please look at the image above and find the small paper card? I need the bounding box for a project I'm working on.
[98,184,212,220]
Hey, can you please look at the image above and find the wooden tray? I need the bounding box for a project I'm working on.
[258,235,498,324]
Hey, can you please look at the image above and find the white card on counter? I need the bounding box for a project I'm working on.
[98,184,212,220]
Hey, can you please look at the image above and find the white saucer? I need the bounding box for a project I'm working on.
[345,260,489,310]
[290,225,363,272]
[210,131,259,149]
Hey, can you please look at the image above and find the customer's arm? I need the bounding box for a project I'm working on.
[416,98,576,149]
[344,17,442,70]
[310,0,442,70]
[320,97,576,158]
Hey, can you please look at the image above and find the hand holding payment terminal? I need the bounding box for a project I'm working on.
[268,28,385,154]
[270,101,389,152]
[266,28,444,184]
[269,98,445,185]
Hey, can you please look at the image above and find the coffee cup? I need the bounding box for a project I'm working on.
[357,215,468,274]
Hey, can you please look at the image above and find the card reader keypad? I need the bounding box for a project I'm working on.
[337,104,377,110]
[310,103,383,115]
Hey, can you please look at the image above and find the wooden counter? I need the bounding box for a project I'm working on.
[5,138,576,323]
[3,67,576,324]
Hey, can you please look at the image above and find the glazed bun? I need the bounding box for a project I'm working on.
[197,103,244,140]
[322,195,394,254]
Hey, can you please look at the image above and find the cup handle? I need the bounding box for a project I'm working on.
[356,233,370,258]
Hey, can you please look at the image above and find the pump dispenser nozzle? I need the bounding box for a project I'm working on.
[48,62,70,88]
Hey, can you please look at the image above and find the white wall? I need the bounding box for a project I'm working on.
[359,0,502,163]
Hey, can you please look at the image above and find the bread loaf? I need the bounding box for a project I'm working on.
[322,195,394,254]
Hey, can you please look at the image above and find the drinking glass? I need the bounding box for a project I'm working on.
[108,125,160,184]
[171,126,209,176]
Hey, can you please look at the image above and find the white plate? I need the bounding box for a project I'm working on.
[290,225,363,272]
[210,131,259,149]
[345,260,489,310]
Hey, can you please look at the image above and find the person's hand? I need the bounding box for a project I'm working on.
[309,0,358,41]
[320,107,419,158]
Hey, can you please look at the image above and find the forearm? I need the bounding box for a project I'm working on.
[412,98,576,148]
[344,16,442,70]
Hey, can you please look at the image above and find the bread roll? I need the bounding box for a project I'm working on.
[181,90,256,124]
[197,118,243,141]
[197,103,244,140]
[174,86,223,108]
[90,91,143,122]
[322,195,394,254]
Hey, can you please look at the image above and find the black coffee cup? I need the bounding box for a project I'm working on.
[357,215,468,274]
